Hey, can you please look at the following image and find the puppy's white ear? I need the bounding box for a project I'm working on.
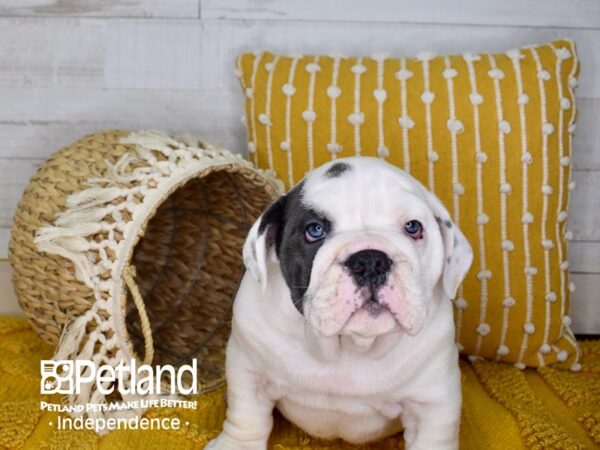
[422,189,473,299]
[243,195,287,291]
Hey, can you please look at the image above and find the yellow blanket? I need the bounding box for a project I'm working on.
[0,316,598,449]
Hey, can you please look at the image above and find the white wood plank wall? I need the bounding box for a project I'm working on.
[0,0,598,332]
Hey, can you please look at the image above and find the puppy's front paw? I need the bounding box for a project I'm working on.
[205,432,267,450]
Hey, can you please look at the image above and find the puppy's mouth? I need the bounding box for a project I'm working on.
[359,293,389,316]
[340,286,399,335]
[353,286,394,318]
[341,295,398,352]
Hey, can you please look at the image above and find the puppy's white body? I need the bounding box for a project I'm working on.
[207,158,471,450]
[229,272,460,445]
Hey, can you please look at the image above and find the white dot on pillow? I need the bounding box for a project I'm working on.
[452,182,465,195]
[524,266,538,276]
[351,63,366,74]
[506,49,525,60]
[497,345,509,356]
[327,142,341,154]
[447,118,464,134]
[541,185,554,196]
[282,83,296,96]
[427,151,439,162]
[302,110,316,123]
[557,211,567,222]
[377,146,389,158]
[416,51,437,62]
[517,93,530,105]
[477,270,492,281]
[469,92,483,105]
[537,70,551,81]
[569,76,578,88]
[348,112,365,125]
[542,122,555,135]
[443,68,458,79]
[522,212,534,224]
[555,47,571,60]
[398,116,415,129]
[371,52,388,62]
[476,151,488,163]
[521,152,533,164]
[326,85,341,98]
[499,120,511,134]
[502,297,516,308]
[421,91,435,104]
[462,52,481,62]
[308,58,323,69]
[395,68,413,81]
[373,88,387,103]
[476,323,491,336]
[488,68,505,80]
[455,298,468,309]
[542,239,555,250]
[258,113,271,126]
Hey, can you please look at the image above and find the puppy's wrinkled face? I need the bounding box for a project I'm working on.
[244,157,472,348]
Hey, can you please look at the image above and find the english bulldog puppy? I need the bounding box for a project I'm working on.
[206,157,473,450]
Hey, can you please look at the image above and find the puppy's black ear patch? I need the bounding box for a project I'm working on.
[324,162,351,179]
[258,181,305,257]
[258,195,287,253]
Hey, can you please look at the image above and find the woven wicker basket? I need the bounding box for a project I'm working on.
[9,130,283,423]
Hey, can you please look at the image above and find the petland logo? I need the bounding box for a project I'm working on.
[41,359,198,396]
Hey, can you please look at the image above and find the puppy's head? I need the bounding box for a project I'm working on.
[244,157,472,345]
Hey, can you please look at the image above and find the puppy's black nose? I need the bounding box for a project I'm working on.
[345,249,393,289]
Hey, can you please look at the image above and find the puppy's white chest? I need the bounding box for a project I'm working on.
[266,380,403,443]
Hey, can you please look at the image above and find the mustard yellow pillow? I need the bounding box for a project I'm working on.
[236,39,580,370]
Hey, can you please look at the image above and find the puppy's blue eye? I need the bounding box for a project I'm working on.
[305,222,326,243]
[404,220,423,239]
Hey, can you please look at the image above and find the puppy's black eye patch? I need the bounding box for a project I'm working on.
[274,182,332,315]
[324,162,351,179]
